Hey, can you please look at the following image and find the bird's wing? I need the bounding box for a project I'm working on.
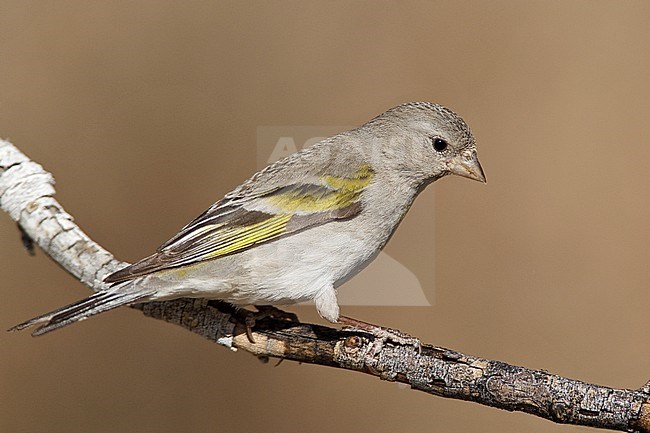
[104,165,374,284]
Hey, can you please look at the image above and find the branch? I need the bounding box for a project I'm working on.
[1,138,649,432]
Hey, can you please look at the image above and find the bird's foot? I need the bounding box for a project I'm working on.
[243,305,299,343]
[338,315,421,356]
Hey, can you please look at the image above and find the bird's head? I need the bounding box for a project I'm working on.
[363,102,486,186]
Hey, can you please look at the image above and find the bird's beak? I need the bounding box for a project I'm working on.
[447,151,486,183]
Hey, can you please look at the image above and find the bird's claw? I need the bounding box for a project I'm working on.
[243,305,299,343]
[339,315,421,356]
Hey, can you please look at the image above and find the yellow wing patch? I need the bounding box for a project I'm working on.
[266,165,373,213]
[321,164,374,190]
[203,214,291,259]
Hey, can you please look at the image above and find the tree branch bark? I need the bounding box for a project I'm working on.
[2,139,648,432]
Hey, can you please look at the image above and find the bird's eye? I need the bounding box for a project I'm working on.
[432,137,448,152]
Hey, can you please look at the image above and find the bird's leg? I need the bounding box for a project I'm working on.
[243,305,300,343]
[208,301,299,343]
[338,315,421,356]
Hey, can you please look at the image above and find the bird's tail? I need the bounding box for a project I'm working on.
[9,289,151,336]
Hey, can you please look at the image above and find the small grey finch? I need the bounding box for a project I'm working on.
[13,102,485,336]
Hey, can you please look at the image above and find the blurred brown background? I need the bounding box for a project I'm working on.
[1,2,649,432]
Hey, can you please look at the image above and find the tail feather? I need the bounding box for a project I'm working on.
[9,290,151,336]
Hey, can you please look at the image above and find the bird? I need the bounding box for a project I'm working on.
[12,102,486,336]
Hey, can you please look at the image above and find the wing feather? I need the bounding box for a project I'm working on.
[104,166,373,285]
